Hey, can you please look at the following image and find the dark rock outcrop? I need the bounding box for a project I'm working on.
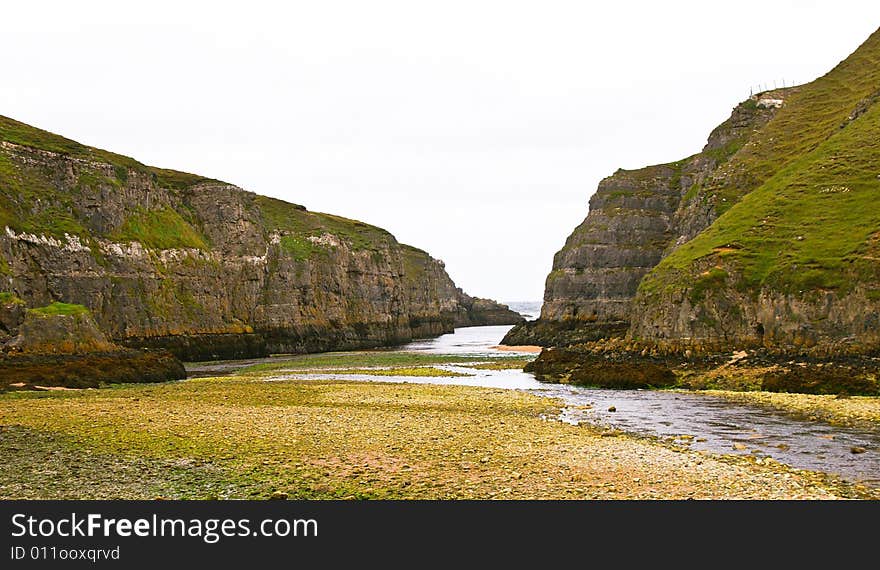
[0,302,184,390]
[454,294,525,328]
[525,344,677,390]
[525,338,880,395]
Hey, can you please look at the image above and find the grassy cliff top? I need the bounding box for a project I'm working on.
[0,115,412,257]
[255,195,396,252]
[695,29,880,215]
[0,116,219,190]
[641,27,880,296]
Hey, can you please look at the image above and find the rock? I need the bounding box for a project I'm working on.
[269,491,289,500]
[732,443,748,450]
[0,303,186,390]
[454,296,525,327]
[526,346,677,389]
[607,406,617,412]
[517,95,784,348]
[8,303,117,355]
[0,116,514,362]
[519,29,880,377]
[850,446,867,454]
[0,294,26,335]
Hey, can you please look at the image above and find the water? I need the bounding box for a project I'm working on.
[505,301,542,321]
[281,325,880,488]
[396,325,526,355]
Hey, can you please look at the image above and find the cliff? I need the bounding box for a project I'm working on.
[506,27,880,355]
[632,28,880,351]
[503,91,785,346]
[0,116,521,362]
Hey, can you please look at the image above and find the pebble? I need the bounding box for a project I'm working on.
[608,406,617,412]
[850,446,867,454]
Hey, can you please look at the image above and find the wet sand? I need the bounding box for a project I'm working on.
[491,345,542,353]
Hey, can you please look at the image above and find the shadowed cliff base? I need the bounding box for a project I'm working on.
[0,301,184,391]
[526,339,880,396]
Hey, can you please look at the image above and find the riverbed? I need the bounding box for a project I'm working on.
[186,324,880,490]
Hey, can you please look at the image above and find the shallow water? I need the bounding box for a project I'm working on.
[186,324,880,489]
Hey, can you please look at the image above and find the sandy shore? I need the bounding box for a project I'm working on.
[491,345,542,353]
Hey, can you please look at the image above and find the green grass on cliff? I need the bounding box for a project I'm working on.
[0,115,220,191]
[112,207,209,250]
[146,167,219,191]
[0,115,399,260]
[0,116,142,172]
[0,116,218,247]
[28,302,90,317]
[256,195,395,254]
[401,244,434,285]
[0,148,88,238]
[641,28,880,297]
[279,235,318,261]
[0,292,24,305]
[693,30,880,215]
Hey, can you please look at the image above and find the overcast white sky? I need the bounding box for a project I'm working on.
[3,1,880,302]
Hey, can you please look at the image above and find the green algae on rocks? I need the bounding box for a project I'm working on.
[1,374,868,500]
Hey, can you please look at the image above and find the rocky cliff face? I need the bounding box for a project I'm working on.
[632,28,880,351]
[511,27,880,397]
[503,92,785,347]
[0,117,521,361]
[510,28,880,353]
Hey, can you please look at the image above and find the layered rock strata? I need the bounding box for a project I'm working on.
[0,117,521,362]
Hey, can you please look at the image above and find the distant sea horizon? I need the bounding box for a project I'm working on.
[504,301,542,321]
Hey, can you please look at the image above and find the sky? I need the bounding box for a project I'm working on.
[3,1,880,302]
